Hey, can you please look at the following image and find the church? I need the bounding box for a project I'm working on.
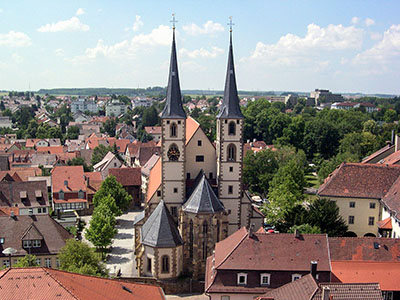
[133,22,264,280]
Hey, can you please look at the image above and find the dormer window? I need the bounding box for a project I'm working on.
[23,239,41,248]
[35,190,42,199]
[260,273,271,285]
[78,190,84,199]
[292,274,302,282]
[237,273,247,285]
[59,190,64,200]
[20,191,27,200]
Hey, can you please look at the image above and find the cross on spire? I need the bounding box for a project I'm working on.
[171,13,178,30]
[228,16,234,32]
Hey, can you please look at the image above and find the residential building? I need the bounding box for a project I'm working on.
[0,215,71,268]
[108,168,142,207]
[134,29,264,282]
[0,267,166,300]
[0,116,12,128]
[132,97,153,108]
[51,166,87,214]
[310,89,343,105]
[105,100,127,117]
[145,126,162,142]
[0,180,49,215]
[71,98,99,114]
[93,152,122,179]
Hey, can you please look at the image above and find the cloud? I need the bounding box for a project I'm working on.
[365,18,375,27]
[353,24,400,66]
[84,39,130,59]
[351,17,360,24]
[180,47,224,59]
[132,15,143,32]
[37,16,89,32]
[370,32,382,41]
[0,8,3,13]
[183,20,224,36]
[76,8,85,16]
[54,48,65,56]
[12,53,23,64]
[132,25,171,46]
[247,23,364,67]
[0,31,31,47]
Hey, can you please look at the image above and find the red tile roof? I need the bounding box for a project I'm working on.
[146,157,161,203]
[144,126,161,134]
[381,176,400,218]
[185,116,200,145]
[362,144,394,163]
[332,261,400,291]
[52,166,86,192]
[318,163,400,199]
[37,146,65,154]
[379,150,400,165]
[0,268,166,300]
[329,236,400,262]
[377,217,392,230]
[109,167,142,186]
[314,282,383,300]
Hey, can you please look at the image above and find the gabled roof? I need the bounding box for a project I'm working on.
[182,170,224,214]
[0,180,49,208]
[108,167,141,186]
[0,267,166,300]
[185,116,200,145]
[377,217,392,229]
[52,165,86,192]
[21,222,44,240]
[141,200,183,248]
[160,29,186,119]
[318,163,400,199]
[217,31,244,119]
[382,175,400,219]
[362,144,395,163]
[313,282,383,300]
[378,149,400,165]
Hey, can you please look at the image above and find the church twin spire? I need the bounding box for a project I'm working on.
[161,15,242,120]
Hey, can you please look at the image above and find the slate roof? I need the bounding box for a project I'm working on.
[0,267,166,300]
[0,180,49,208]
[108,167,141,186]
[217,31,244,119]
[328,236,400,262]
[161,30,186,119]
[0,215,72,257]
[317,163,400,199]
[182,170,225,214]
[141,200,183,248]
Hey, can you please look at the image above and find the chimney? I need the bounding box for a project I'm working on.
[322,287,330,300]
[295,229,301,238]
[396,134,400,151]
[249,223,255,238]
[310,261,317,279]
[64,180,68,188]
[391,130,395,146]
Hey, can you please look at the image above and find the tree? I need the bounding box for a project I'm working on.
[305,198,348,237]
[92,144,113,166]
[67,157,92,172]
[142,106,159,126]
[66,125,80,140]
[243,149,279,196]
[85,202,117,256]
[384,109,397,123]
[58,239,107,277]
[102,118,117,137]
[288,224,321,234]
[13,254,39,267]
[93,175,132,215]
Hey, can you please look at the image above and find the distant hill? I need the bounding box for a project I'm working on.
[37,87,166,96]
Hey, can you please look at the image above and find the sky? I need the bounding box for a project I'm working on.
[0,0,400,94]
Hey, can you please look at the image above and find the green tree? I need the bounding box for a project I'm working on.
[288,224,321,234]
[102,118,117,137]
[306,198,348,236]
[243,149,279,196]
[92,144,113,165]
[384,109,397,123]
[58,239,107,277]
[66,125,80,140]
[13,254,39,267]
[93,175,132,215]
[142,106,159,126]
[85,202,117,256]
[317,152,359,183]
[67,157,92,172]
[196,113,216,142]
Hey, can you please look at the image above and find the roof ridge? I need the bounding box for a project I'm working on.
[215,227,248,269]
[44,268,80,300]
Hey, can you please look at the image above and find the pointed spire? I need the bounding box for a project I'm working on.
[161,14,186,119]
[217,18,244,119]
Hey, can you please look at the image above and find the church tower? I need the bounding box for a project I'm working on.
[160,20,187,218]
[216,25,245,235]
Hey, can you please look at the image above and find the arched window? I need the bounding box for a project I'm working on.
[78,190,84,199]
[189,220,194,259]
[202,221,208,234]
[227,144,236,161]
[228,121,236,135]
[202,241,208,260]
[59,190,64,200]
[170,123,177,137]
[216,220,220,242]
[161,255,170,273]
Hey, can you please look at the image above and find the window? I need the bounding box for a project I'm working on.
[260,273,271,285]
[45,258,52,268]
[228,121,236,135]
[38,208,42,213]
[157,190,161,197]
[229,166,233,172]
[59,190,64,200]
[369,216,375,226]
[187,173,191,179]
[209,172,213,179]
[173,187,178,193]
[221,296,230,300]
[202,241,208,260]
[348,216,355,224]
[170,123,177,137]
[23,240,32,248]
[228,185,233,194]
[171,206,177,217]
[0,237,4,244]
[370,202,376,209]
[198,140,202,146]
[178,121,181,124]
[36,258,42,266]
[196,155,204,162]
[3,260,9,268]
[292,274,302,282]
[147,258,152,273]
[189,220,194,259]
[227,144,236,161]
[217,221,220,242]
[78,190,84,199]
[161,255,170,273]
[237,273,247,285]
[203,221,208,234]
[33,240,41,248]
[349,201,355,208]
[43,207,47,213]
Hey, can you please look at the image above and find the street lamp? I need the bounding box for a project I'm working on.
[2,247,17,268]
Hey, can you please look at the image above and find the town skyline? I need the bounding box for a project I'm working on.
[1,0,400,94]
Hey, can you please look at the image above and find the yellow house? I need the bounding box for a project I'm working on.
[318,163,400,237]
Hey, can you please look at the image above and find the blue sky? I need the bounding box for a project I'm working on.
[1,0,400,94]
